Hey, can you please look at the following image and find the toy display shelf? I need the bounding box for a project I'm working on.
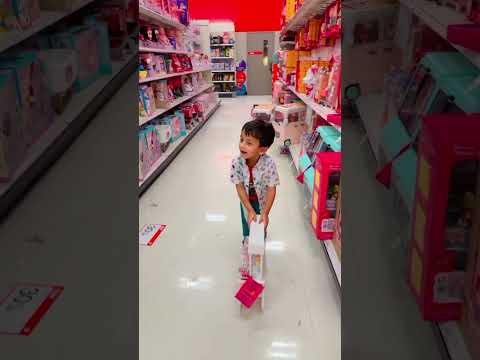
[284,83,339,129]
[212,80,236,83]
[139,100,221,194]
[211,56,235,60]
[210,43,235,47]
[281,0,336,36]
[288,143,341,288]
[0,52,136,219]
[400,0,480,70]
[139,83,214,126]
[0,0,94,53]
[139,46,192,55]
[139,67,211,83]
[139,4,186,30]
[211,70,236,73]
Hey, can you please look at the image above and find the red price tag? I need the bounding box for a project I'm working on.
[0,284,63,336]
[139,224,166,246]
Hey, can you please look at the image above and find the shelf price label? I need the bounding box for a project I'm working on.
[0,284,63,335]
[139,224,166,246]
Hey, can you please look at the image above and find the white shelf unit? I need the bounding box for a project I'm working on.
[139,67,211,83]
[139,100,221,193]
[210,43,235,47]
[211,70,236,73]
[139,83,214,126]
[0,0,94,53]
[139,4,186,30]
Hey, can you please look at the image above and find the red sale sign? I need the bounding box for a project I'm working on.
[0,284,63,336]
[248,50,263,56]
[139,224,166,246]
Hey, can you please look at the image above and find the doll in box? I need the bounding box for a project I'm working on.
[166,28,177,49]
[157,26,171,48]
[171,54,182,72]
[177,0,188,25]
[182,75,193,93]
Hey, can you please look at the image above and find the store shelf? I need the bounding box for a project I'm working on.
[139,4,186,30]
[355,93,385,163]
[400,0,480,69]
[289,143,301,173]
[139,46,192,55]
[211,56,235,60]
[434,321,472,360]
[211,70,236,73]
[322,239,341,287]
[281,0,336,36]
[212,80,236,83]
[139,83,214,126]
[283,84,339,127]
[210,43,235,47]
[0,52,136,219]
[139,100,221,194]
[139,67,211,83]
[0,0,94,53]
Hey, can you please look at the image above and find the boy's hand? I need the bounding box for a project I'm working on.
[247,210,257,225]
[259,213,269,229]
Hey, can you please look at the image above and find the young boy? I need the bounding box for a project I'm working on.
[230,119,280,243]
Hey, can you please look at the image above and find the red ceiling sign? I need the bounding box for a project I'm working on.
[248,50,263,55]
[189,0,282,32]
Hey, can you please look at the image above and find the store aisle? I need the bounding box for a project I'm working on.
[139,96,341,360]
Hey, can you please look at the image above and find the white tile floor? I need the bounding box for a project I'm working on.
[139,96,341,360]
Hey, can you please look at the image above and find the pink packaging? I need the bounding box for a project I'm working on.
[272,103,308,146]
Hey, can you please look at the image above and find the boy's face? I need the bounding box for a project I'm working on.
[239,131,266,160]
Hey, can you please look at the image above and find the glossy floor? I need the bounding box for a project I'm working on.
[139,96,341,360]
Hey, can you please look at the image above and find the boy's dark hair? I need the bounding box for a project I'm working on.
[242,119,275,148]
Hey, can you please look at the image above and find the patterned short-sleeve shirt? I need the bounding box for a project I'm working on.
[230,154,280,211]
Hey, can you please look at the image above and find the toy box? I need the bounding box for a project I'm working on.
[155,123,171,152]
[333,184,342,257]
[138,130,151,180]
[251,103,274,122]
[37,49,77,114]
[461,169,480,359]
[407,113,480,321]
[0,71,25,181]
[50,25,100,91]
[0,51,53,146]
[311,152,341,240]
[272,103,307,147]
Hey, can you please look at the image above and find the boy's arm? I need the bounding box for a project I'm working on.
[235,184,257,223]
[260,186,276,228]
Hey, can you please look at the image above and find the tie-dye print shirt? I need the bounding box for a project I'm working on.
[230,154,280,212]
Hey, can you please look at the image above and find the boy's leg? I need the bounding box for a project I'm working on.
[240,203,250,238]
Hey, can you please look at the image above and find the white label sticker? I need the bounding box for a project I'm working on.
[321,218,336,233]
[434,272,465,304]
[139,224,166,246]
[0,284,63,335]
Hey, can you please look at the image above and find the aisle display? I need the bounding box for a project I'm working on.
[348,0,480,357]
[277,0,342,287]
[138,0,220,193]
[0,0,136,218]
[210,30,236,96]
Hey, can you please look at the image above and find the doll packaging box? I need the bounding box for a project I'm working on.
[311,152,341,240]
[407,113,480,321]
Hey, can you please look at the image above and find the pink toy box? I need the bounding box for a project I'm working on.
[407,113,480,321]
[0,71,25,181]
[311,152,341,240]
[272,103,307,147]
